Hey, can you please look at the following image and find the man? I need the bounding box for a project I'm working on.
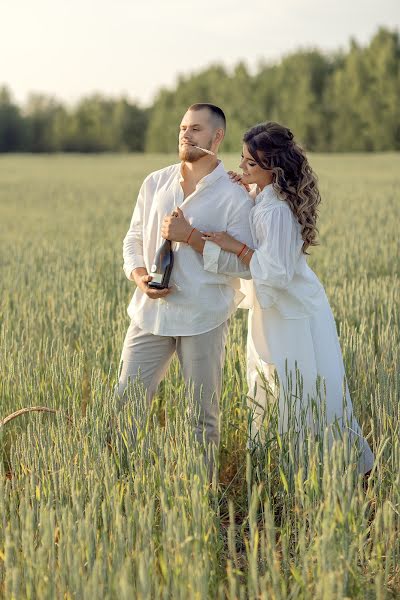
[117,103,253,478]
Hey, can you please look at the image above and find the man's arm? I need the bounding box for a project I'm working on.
[122,181,147,280]
[123,179,171,299]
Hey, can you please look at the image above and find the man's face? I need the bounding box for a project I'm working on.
[178,109,215,162]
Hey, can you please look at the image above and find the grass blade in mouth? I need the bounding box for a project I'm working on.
[193,145,215,156]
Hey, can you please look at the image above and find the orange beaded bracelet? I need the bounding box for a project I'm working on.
[186,227,196,243]
[237,243,247,257]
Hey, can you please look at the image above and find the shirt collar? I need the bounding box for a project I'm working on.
[178,160,226,188]
[255,183,280,206]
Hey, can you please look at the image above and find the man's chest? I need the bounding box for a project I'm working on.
[180,180,196,199]
[149,184,230,232]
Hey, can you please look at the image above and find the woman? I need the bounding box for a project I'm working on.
[202,122,374,475]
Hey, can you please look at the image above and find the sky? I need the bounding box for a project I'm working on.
[1,0,399,107]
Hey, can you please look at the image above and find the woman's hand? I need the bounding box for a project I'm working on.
[227,171,250,191]
[201,231,244,254]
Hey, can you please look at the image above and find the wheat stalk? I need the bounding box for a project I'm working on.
[0,406,73,428]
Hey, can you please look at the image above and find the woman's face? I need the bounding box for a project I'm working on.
[239,143,273,190]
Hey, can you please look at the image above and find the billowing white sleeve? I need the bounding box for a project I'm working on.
[203,197,254,279]
[250,204,301,299]
[122,181,147,280]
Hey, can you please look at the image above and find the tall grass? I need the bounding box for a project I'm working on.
[0,153,399,599]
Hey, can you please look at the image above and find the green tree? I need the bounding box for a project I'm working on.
[362,28,400,150]
[258,50,333,150]
[24,94,66,152]
[1,26,399,153]
[112,99,148,151]
[328,29,400,151]
[0,86,25,152]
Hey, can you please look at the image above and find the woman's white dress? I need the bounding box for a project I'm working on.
[239,185,374,474]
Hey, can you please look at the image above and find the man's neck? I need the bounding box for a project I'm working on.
[181,156,219,185]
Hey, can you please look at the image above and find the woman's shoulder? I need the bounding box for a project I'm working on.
[254,195,294,221]
[252,195,300,241]
[255,185,287,206]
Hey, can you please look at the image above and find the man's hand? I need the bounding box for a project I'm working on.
[132,269,172,299]
[161,207,192,242]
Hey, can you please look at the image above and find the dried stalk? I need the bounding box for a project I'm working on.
[0,406,73,428]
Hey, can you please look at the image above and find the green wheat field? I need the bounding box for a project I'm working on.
[0,153,399,599]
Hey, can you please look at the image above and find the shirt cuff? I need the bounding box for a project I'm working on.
[202,240,221,273]
[123,257,146,280]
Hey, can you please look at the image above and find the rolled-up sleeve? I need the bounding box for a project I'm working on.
[203,191,254,278]
[122,182,147,280]
[202,240,222,273]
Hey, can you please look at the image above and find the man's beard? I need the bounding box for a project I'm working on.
[179,138,213,162]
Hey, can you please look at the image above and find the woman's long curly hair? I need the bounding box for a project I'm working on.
[243,122,321,253]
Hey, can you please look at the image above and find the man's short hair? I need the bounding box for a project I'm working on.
[188,103,226,132]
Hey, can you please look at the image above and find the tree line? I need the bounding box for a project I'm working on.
[1,27,399,153]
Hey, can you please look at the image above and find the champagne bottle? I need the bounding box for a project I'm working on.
[148,239,174,289]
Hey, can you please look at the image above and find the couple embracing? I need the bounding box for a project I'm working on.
[116,103,374,480]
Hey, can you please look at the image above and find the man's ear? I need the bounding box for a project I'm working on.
[214,128,225,145]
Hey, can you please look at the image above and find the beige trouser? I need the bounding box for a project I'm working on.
[115,319,229,476]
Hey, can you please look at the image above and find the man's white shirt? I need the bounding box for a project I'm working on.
[123,161,253,336]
